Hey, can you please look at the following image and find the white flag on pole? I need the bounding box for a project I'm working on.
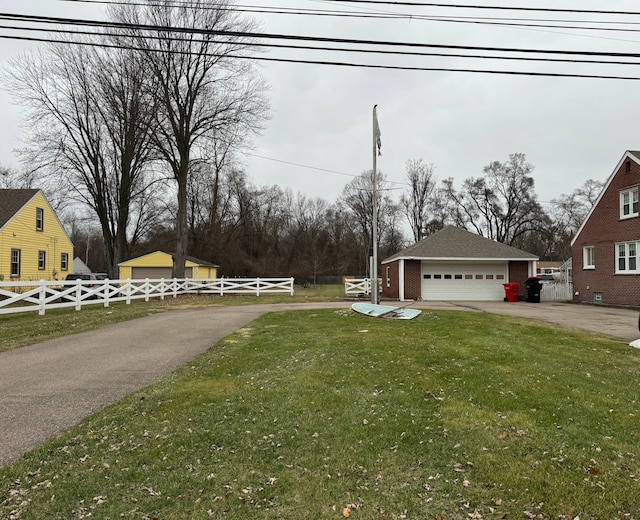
[373,105,382,156]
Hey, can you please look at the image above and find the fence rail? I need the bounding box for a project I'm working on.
[0,277,295,316]
[345,278,573,302]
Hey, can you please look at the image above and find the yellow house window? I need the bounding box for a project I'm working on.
[38,250,46,270]
[61,253,69,271]
[36,207,44,231]
[11,248,21,277]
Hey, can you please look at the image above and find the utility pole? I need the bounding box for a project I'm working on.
[371,105,381,305]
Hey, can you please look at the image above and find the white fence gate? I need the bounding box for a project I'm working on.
[540,282,573,302]
[344,278,384,296]
[0,277,294,316]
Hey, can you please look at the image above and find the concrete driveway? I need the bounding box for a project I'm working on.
[1,301,638,467]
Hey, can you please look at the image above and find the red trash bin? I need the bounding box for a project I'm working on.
[502,282,520,302]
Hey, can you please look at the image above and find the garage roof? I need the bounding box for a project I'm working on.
[382,226,538,263]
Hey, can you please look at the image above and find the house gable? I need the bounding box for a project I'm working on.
[0,189,74,281]
[571,150,640,307]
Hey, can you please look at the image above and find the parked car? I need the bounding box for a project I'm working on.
[65,273,97,286]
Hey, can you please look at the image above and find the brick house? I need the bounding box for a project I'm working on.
[571,150,640,307]
[381,226,538,301]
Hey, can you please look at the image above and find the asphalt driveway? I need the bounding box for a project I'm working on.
[1,301,638,467]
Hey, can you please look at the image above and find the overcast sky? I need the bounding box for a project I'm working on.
[2,0,640,213]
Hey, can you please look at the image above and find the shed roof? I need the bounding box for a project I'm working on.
[382,226,538,263]
[0,189,39,230]
[119,250,219,267]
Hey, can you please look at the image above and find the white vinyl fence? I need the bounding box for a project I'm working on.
[0,277,295,316]
[345,278,573,302]
[540,282,573,302]
[345,278,384,296]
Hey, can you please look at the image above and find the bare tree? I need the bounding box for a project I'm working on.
[547,178,604,260]
[444,153,549,246]
[340,169,404,272]
[111,0,270,277]
[401,158,437,242]
[551,179,604,233]
[5,39,160,277]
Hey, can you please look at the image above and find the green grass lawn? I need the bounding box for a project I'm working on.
[2,308,640,519]
[0,284,346,353]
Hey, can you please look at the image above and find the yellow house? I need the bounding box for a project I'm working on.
[118,251,218,280]
[0,189,74,282]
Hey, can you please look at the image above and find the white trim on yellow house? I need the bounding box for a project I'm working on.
[0,190,73,282]
[118,251,218,280]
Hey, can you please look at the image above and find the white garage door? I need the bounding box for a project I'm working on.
[421,261,507,301]
[131,267,193,279]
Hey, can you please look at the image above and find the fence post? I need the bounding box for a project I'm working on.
[103,280,109,308]
[220,276,224,296]
[75,279,82,311]
[290,277,295,296]
[38,280,46,316]
[256,277,260,297]
[126,279,131,305]
[145,278,150,302]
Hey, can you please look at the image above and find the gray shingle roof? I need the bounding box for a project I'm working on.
[0,189,39,230]
[627,150,640,162]
[382,226,538,263]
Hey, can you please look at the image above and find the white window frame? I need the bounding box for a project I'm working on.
[385,266,391,288]
[616,241,640,274]
[620,187,639,219]
[61,252,69,271]
[38,250,46,270]
[35,207,44,231]
[10,248,21,277]
[583,246,595,269]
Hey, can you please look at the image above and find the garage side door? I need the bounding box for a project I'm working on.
[421,262,507,301]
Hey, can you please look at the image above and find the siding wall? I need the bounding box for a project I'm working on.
[572,156,640,307]
[0,193,73,281]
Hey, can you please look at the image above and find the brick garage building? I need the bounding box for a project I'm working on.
[381,226,538,301]
[571,150,640,307]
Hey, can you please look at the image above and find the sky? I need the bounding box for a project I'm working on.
[2,0,640,213]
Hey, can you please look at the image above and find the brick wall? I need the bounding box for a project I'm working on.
[404,260,422,300]
[508,261,531,298]
[381,261,399,299]
[572,156,640,307]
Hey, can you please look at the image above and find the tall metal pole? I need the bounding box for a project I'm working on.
[371,106,379,305]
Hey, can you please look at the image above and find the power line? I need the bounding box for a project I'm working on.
[319,0,640,17]
[5,11,640,60]
[5,21,640,68]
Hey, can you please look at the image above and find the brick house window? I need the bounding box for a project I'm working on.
[61,253,69,271]
[385,266,390,288]
[616,241,639,274]
[10,248,21,277]
[583,246,595,269]
[620,187,639,219]
[38,250,46,270]
[36,207,44,231]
